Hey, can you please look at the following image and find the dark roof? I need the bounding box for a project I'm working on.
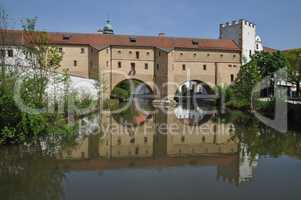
[1,29,240,52]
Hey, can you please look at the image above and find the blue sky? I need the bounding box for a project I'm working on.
[1,0,300,50]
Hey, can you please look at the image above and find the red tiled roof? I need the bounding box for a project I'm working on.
[263,46,277,53]
[1,29,240,52]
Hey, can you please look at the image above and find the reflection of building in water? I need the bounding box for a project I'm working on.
[238,144,258,183]
[99,112,155,158]
[57,110,257,186]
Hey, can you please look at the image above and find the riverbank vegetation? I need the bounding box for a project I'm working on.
[224,51,300,110]
[0,13,78,145]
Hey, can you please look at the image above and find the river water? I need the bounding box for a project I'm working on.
[1,99,301,200]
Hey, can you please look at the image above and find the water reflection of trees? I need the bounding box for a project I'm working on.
[220,111,301,160]
[0,146,64,200]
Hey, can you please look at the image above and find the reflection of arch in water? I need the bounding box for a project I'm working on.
[111,78,154,99]
[175,80,216,99]
[174,103,214,126]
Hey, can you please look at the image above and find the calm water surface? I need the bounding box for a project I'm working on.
[1,99,301,200]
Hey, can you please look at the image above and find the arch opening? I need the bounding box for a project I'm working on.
[111,79,154,101]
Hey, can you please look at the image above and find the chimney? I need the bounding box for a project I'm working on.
[158,32,165,37]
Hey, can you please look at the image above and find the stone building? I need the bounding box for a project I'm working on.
[1,19,273,99]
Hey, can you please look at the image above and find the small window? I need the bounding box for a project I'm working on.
[181,136,185,143]
[182,64,186,71]
[249,50,252,56]
[131,62,135,71]
[118,61,122,68]
[231,74,235,82]
[158,51,161,56]
[106,61,109,67]
[229,64,232,67]
[207,53,210,57]
[193,53,197,57]
[7,49,13,57]
[130,138,135,144]
[144,137,148,144]
[146,52,150,56]
[73,60,77,67]
[256,44,259,50]
[106,48,109,54]
[136,51,140,59]
[0,49,6,57]
[156,64,159,70]
[58,48,63,53]
[118,50,121,54]
[63,35,71,40]
[220,54,224,57]
[129,51,132,54]
[129,36,136,42]
[192,40,199,45]
[233,54,236,58]
[203,65,207,70]
[81,48,85,54]
[180,52,183,56]
[233,65,237,68]
[144,63,148,70]
[117,137,121,145]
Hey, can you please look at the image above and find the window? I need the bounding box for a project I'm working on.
[249,50,252,57]
[233,65,237,68]
[63,35,71,40]
[158,51,161,56]
[81,48,85,54]
[129,51,132,54]
[136,51,140,59]
[220,54,224,58]
[106,48,109,54]
[131,62,135,71]
[146,52,150,56]
[203,64,207,70]
[207,53,210,57]
[118,61,122,68]
[144,137,148,144]
[129,36,136,42]
[117,137,121,145]
[106,61,109,67]
[233,54,236,58]
[7,49,13,57]
[58,48,63,53]
[229,64,232,67]
[130,138,135,144]
[182,64,186,71]
[118,50,121,54]
[73,60,77,67]
[193,53,197,57]
[156,64,159,70]
[0,49,5,57]
[144,63,148,70]
[192,40,199,45]
[256,44,259,50]
[181,136,185,143]
[180,52,183,56]
[231,74,235,82]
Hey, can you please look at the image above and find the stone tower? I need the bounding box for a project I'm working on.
[219,19,262,64]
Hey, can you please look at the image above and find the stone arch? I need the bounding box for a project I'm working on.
[111,78,154,100]
[175,80,216,97]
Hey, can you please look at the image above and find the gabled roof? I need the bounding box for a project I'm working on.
[1,29,241,52]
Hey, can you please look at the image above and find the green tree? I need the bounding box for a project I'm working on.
[283,49,301,97]
[228,51,289,109]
